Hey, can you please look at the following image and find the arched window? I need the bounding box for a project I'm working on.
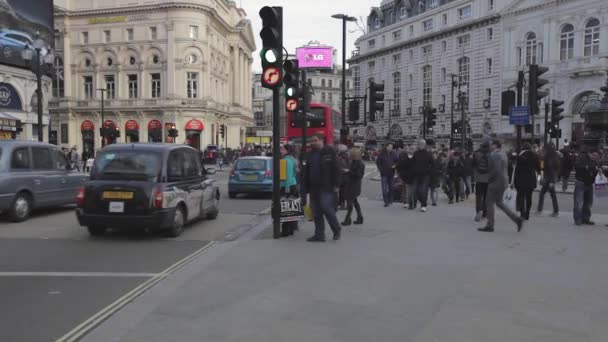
[52,57,64,98]
[584,18,600,57]
[525,32,537,65]
[422,65,432,107]
[560,24,574,60]
[458,57,470,106]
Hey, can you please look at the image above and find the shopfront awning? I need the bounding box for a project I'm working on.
[0,112,18,120]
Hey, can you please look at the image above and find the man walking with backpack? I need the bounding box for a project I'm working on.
[473,137,491,222]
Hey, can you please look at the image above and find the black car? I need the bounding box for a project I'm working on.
[76,144,220,237]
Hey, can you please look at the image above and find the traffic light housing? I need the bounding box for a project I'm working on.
[283,59,300,112]
[528,64,549,115]
[219,124,225,139]
[259,6,283,89]
[168,125,179,138]
[551,99,564,123]
[501,90,515,116]
[369,81,385,122]
[426,107,437,129]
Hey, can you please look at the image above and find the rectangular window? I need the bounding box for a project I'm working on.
[151,73,161,98]
[442,13,448,26]
[353,67,360,96]
[393,72,401,113]
[328,93,333,102]
[409,74,413,87]
[187,72,199,98]
[422,45,432,57]
[423,19,433,32]
[321,79,326,87]
[441,68,447,82]
[458,35,470,49]
[409,25,414,37]
[82,31,89,44]
[32,147,53,170]
[328,80,333,88]
[400,6,407,18]
[126,28,134,41]
[368,61,375,73]
[458,6,472,21]
[368,39,375,48]
[189,25,199,39]
[11,148,30,169]
[104,30,111,43]
[60,123,68,144]
[105,75,116,99]
[429,0,439,7]
[487,58,493,74]
[128,74,138,99]
[381,58,386,68]
[442,40,447,52]
[83,76,93,99]
[321,93,326,102]
[423,65,432,107]
[487,28,494,41]
[408,99,413,113]
[393,30,402,41]
[409,50,414,61]
[441,94,446,105]
[488,0,495,11]
[150,26,157,40]
[393,53,401,65]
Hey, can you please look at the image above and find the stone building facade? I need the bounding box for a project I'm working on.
[50,0,255,155]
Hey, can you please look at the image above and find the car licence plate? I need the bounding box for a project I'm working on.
[103,191,134,200]
[109,202,124,213]
[241,175,258,181]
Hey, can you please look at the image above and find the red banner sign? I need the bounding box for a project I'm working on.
[125,120,139,131]
[104,120,116,128]
[81,120,94,131]
[148,119,162,130]
[185,119,204,131]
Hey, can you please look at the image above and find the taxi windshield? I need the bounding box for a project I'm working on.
[92,150,161,181]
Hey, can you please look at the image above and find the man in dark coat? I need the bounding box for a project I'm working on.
[342,148,365,226]
[514,143,541,220]
[537,142,561,216]
[304,133,342,242]
[411,140,434,212]
[376,143,398,207]
[573,148,600,226]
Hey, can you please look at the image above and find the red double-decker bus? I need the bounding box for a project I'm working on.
[286,103,341,146]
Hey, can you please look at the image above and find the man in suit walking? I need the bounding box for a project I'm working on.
[478,139,524,233]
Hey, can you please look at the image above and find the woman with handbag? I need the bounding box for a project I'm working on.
[514,143,541,220]
[342,148,365,226]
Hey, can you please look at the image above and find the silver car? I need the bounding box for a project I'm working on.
[0,141,89,222]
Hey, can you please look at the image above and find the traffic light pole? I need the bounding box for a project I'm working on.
[272,87,281,240]
[340,16,347,144]
[544,102,549,146]
[300,69,307,165]
[516,70,524,152]
[422,107,427,140]
[449,75,456,149]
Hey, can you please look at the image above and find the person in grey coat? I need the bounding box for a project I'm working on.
[478,139,524,233]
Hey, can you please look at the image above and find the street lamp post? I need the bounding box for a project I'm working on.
[448,74,458,149]
[331,14,357,144]
[385,99,394,141]
[97,89,107,147]
[458,85,468,150]
[22,36,54,142]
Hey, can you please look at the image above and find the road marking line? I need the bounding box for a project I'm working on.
[259,207,271,215]
[55,241,217,342]
[0,272,159,278]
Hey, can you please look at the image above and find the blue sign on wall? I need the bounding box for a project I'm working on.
[0,83,23,110]
[509,106,530,125]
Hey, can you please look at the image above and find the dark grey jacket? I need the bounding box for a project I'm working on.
[488,149,509,189]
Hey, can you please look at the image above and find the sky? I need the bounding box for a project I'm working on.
[240,0,379,72]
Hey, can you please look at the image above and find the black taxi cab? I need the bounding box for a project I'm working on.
[76,144,220,237]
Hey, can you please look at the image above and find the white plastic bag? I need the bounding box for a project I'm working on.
[595,172,608,198]
[503,187,517,209]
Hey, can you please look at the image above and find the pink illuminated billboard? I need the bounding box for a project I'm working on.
[296,47,333,69]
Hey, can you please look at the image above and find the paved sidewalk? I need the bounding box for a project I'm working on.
[84,199,608,342]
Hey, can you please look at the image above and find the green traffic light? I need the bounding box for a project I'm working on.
[262,49,277,63]
[286,87,296,97]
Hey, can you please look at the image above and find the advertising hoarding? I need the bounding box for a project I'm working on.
[0,0,55,69]
[296,46,333,69]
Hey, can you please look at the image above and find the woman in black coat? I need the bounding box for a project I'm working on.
[342,147,365,226]
[514,143,541,220]
[447,152,465,203]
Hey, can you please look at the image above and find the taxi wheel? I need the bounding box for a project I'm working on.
[87,225,107,236]
[9,192,32,222]
[206,190,220,220]
[167,206,185,237]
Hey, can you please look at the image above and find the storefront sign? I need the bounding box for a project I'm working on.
[245,137,271,144]
[148,120,162,130]
[104,120,116,128]
[0,131,12,140]
[0,83,23,110]
[256,130,272,137]
[125,120,139,131]
[88,16,127,24]
[81,120,95,131]
[185,119,204,131]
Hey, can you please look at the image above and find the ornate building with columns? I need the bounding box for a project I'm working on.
[50,0,255,155]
